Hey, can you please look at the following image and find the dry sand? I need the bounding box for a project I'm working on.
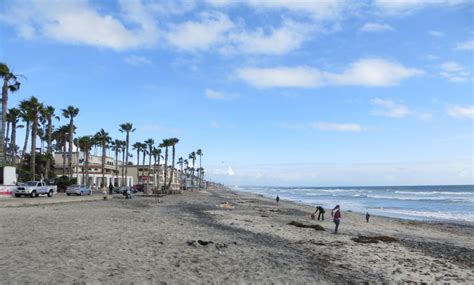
[0,188,473,284]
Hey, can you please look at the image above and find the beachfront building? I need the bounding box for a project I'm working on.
[126,164,181,192]
[53,150,133,188]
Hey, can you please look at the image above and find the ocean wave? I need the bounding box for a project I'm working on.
[366,195,472,202]
[374,209,474,222]
[394,190,474,195]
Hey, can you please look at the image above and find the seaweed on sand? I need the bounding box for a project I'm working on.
[288,221,325,231]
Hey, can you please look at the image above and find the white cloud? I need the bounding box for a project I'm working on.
[374,0,467,14]
[428,30,444,37]
[455,39,474,50]
[311,122,363,132]
[210,120,220,128]
[237,58,423,88]
[206,0,348,21]
[370,98,411,118]
[447,105,474,119]
[205,89,226,100]
[0,0,159,50]
[360,23,393,32]
[125,55,152,66]
[237,66,324,88]
[166,12,234,51]
[229,20,311,55]
[440,61,470,82]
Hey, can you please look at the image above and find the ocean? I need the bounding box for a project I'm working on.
[236,185,474,224]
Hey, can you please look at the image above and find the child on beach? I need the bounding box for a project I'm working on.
[276,195,280,204]
[314,206,325,221]
[331,205,341,234]
[366,212,370,223]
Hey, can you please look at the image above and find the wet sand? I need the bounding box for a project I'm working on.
[0,188,472,284]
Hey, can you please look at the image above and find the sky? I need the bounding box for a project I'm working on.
[0,0,473,187]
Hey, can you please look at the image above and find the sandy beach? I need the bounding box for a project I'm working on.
[0,188,473,284]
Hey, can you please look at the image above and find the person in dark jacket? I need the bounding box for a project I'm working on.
[276,195,280,204]
[314,206,325,221]
[366,212,370,223]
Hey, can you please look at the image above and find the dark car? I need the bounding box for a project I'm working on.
[114,186,130,194]
[131,184,144,193]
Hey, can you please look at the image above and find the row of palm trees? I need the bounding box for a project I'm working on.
[1,62,206,190]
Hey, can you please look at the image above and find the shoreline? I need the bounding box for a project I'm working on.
[1,187,472,283]
[232,186,474,226]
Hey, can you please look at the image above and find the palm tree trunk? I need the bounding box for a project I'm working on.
[153,155,157,191]
[114,150,118,187]
[147,151,152,188]
[45,117,52,179]
[167,145,176,190]
[85,150,90,187]
[164,147,168,191]
[124,133,129,186]
[11,120,17,165]
[157,155,161,193]
[68,118,73,177]
[31,114,38,180]
[0,79,8,163]
[20,120,30,164]
[121,149,125,186]
[4,121,10,157]
[62,135,66,176]
[101,142,106,188]
[136,149,140,184]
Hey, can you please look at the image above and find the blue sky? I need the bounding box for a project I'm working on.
[1,0,473,186]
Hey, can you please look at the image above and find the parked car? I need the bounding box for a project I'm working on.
[131,184,144,193]
[15,181,57,198]
[114,186,130,194]
[66,185,92,196]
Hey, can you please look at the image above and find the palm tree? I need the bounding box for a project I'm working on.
[28,97,43,180]
[111,139,124,187]
[166,138,179,190]
[19,99,33,165]
[119,123,135,186]
[0,63,21,164]
[77,136,92,186]
[54,125,70,176]
[94,129,111,188]
[159,139,170,192]
[189,151,196,190]
[177,157,184,189]
[41,105,58,179]
[7,107,21,165]
[151,147,161,193]
[196,149,203,190]
[62,106,79,177]
[144,138,154,187]
[132,142,144,184]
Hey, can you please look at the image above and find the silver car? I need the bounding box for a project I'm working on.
[66,185,92,196]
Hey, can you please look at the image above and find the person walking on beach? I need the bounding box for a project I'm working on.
[331,205,341,234]
[366,212,370,223]
[314,206,325,221]
[276,195,280,204]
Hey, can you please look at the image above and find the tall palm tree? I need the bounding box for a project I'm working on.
[196,149,203,190]
[62,106,79,177]
[41,105,58,179]
[166,138,179,190]
[111,139,123,187]
[19,99,33,165]
[94,129,111,188]
[7,107,21,165]
[4,110,11,155]
[28,97,43,180]
[151,147,161,192]
[77,136,93,187]
[177,157,184,189]
[119,123,135,186]
[132,142,144,183]
[0,63,21,164]
[159,139,170,192]
[189,151,196,190]
[144,138,154,186]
